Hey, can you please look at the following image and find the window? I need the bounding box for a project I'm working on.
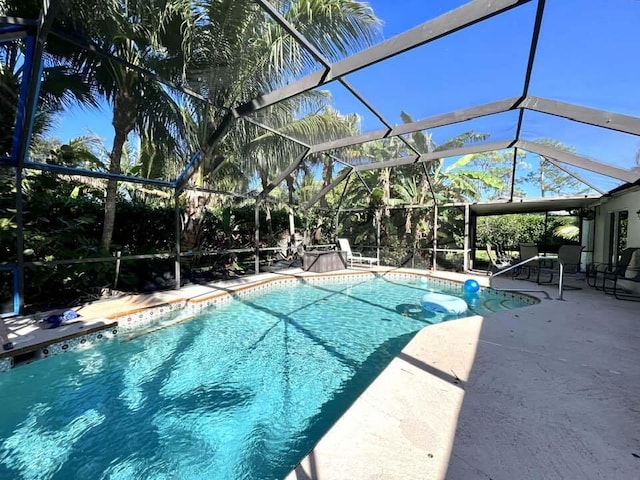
[607,210,628,265]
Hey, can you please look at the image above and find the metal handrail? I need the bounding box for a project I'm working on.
[489,255,565,300]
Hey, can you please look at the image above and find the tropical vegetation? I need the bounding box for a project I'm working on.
[0,0,592,310]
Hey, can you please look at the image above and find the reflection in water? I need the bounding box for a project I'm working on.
[0,405,105,480]
[120,329,184,411]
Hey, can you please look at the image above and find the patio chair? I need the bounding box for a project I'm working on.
[485,243,512,273]
[537,244,584,286]
[337,238,379,267]
[587,247,639,291]
[603,248,640,301]
[516,243,540,279]
[494,243,513,264]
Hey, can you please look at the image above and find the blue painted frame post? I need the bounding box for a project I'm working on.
[12,35,37,161]
[12,34,45,315]
[0,266,19,317]
[12,267,19,315]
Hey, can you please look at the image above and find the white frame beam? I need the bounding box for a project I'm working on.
[236,0,532,115]
[354,141,513,172]
[307,96,640,158]
[515,140,639,183]
[521,96,640,136]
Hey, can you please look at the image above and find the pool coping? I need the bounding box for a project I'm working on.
[0,267,537,373]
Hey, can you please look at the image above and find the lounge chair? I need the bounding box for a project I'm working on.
[337,238,379,267]
[537,244,584,286]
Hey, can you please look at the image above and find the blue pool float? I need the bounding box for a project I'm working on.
[420,292,468,315]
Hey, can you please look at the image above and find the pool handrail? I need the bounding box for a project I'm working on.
[490,255,565,300]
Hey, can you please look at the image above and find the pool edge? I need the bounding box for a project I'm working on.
[0,268,538,373]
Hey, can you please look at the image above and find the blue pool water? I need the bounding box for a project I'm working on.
[0,276,531,479]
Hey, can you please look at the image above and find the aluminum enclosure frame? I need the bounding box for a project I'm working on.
[9,0,640,199]
[4,0,640,314]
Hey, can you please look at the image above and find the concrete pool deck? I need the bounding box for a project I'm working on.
[0,271,303,360]
[1,267,638,479]
[287,271,640,480]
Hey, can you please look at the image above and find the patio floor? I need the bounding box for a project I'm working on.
[286,272,640,480]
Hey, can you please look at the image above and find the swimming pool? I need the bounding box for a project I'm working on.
[0,275,533,479]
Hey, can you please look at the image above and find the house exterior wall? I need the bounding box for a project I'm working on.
[593,187,640,264]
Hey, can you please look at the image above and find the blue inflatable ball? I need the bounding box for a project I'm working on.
[463,279,480,294]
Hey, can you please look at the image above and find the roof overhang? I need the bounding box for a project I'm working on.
[465,195,601,216]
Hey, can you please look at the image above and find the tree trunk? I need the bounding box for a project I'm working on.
[260,173,273,235]
[381,168,391,240]
[320,157,333,209]
[414,173,432,255]
[100,128,127,250]
[316,156,341,241]
[286,173,295,204]
[264,205,273,235]
[101,91,136,251]
[181,192,209,250]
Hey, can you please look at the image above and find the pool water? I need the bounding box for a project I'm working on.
[0,276,530,479]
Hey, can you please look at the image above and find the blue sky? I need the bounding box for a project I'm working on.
[51,0,640,192]
[328,0,640,160]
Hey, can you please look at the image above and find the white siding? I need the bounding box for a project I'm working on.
[593,188,640,264]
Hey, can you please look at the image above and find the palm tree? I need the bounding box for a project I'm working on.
[243,104,361,202]
[87,39,195,249]
[337,111,504,256]
[361,136,410,237]
[2,0,198,250]
[187,0,379,105]
[185,0,379,168]
[462,149,526,200]
[0,31,96,158]
[181,0,380,236]
[5,0,381,251]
